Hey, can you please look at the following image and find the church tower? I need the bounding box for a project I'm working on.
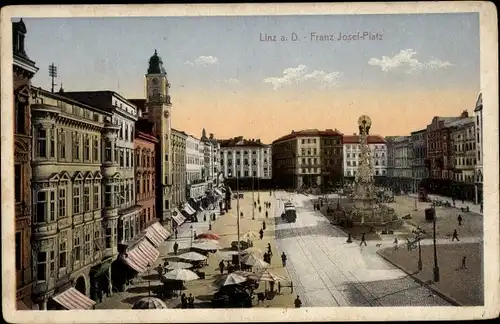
[145,50,173,226]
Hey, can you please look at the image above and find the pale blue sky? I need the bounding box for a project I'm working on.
[16,14,480,141]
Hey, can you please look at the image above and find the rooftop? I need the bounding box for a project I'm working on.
[273,129,343,144]
[343,135,386,144]
[219,136,269,147]
[60,91,135,113]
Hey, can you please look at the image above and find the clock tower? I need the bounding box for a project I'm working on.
[145,49,173,226]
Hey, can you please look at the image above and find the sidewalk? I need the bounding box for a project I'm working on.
[408,193,482,215]
[377,242,483,306]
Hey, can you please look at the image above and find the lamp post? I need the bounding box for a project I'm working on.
[432,208,440,282]
[190,225,193,248]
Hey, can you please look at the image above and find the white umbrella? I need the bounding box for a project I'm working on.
[163,269,199,282]
[256,270,288,282]
[166,261,193,270]
[192,240,220,251]
[243,254,270,269]
[178,251,207,261]
[232,270,261,281]
[215,273,248,287]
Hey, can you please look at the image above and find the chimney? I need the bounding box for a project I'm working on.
[460,110,469,118]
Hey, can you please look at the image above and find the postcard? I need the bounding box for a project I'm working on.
[1,2,498,323]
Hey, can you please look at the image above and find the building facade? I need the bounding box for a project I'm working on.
[209,133,222,186]
[474,93,483,204]
[410,129,428,190]
[171,128,187,206]
[30,88,111,310]
[201,129,214,188]
[220,137,272,190]
[450,117,476,201]
[343,135,387,184]
[135,121,158,230]
[393,136,413,193]
[272,129,343,189]
[186,134,206,199]
[13,19,39,310]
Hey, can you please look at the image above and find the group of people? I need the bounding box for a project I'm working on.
[180,293,195,308]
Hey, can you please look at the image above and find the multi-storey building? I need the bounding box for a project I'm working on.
[171,128,187,207]
[410,129,428,191]
[343,135,387,184]
[135,120,158,230]
[220,137,272,190]
[201,128,216,189]
[425,110,469,196]
[30,88,110,310]
[186,134,206,199]
[13,19,39,310]
[208,133,222,186]
[474,93,483,204]
[272,129,343,189]
[450,116,476,201]
[393,136,413,193]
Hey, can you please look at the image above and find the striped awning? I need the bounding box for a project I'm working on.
[52,287,96,310]
[184,204,196,215]
[120,239,160,273]
[145,222,170,247]
[172,209,186,225]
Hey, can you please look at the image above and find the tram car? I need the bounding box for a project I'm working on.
[281,202,297,223]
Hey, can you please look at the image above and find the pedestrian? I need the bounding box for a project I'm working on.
[259,206,262,213]
[203,214,207,222]
[458,214,463,226]
[265,210,268,218]
[263,252,269,264]
[452,229,460,242]
[267,243,272,256]
[452,198,456,208]
[461,256,467,269]
[360,233,367,246]
[281,252,287,267]
[462,198,464,204]
[173,241,179,255]
[393,237,399,250]
[188,294,194,308]
[181,293,187,308]
[262,221,266,231]
[194,230,197,239]
[294,295,302,308]
[254,201,257,208]
[209,222,212,231]
[259,228,264,240]
[174,228,178,239]
[240,211,244,218]
[219,260,225,274]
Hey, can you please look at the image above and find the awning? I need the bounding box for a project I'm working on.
[172,209,186,226]
[144,222,170,247]
[183,205,195,216]
[120,239,160,273]
[52,287,96,310]
[16,300,30,310]
[214,188,223,196]
[185,204,196,215]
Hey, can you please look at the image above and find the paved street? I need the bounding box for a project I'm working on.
[274,191,453,307]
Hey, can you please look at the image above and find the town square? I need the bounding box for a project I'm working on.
[5,8,490,313]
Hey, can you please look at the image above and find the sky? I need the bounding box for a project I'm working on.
[20,13,480,143]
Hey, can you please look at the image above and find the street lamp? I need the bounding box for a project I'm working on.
[432,207,440,282]
[190,225,194,248]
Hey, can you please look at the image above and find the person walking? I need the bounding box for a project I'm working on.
[181,293,187,309]
[281,252,287,267]
[259,228,264,240]
[457,214,463,226]
[267,243,273,257]
[188,294,194,308]
[452,229,460,241]
[461,256,467,269]
[259,206,262,213]
[174,228,178,239]
[393,237,399,250]
[262,221,266,231]
[240,211,244,218]
[219,260,225,274]
[360,233,367,246]
[265,210,268,218]
[254,201,257,208]
[173,241,179,255]
[294,295,302,308]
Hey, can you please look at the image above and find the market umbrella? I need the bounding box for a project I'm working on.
[215,273,248,287]
[132,297,168,309]
[243,254,270,269]
[193,238,219,245]
[196,233,221,240]
[178,251,207,261]
[232,270,261,281]
[192,240,220,251]
[242,231,260,240]
[166,261,193,270]
[256,270,288,282]
[163,269,199,282]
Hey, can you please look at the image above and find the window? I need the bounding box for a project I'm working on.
[105,227,112,248]
[15,232,21,270]
[73,185,81,215]
[115,147,119,163]
[37,129,47,158]
[124,220,130,242]
[119,150,124,167]
[50,129,55,158]
[93,184,100,210]
[83,186,90,212]
[59,131,66,159]
[136,178,141,195]
[37,252,47,281]
[104,185,112,208]
[50,191,56,221]
[93,138,99,162]
[59,241,66,269]
[36,191,47,223]
[136,151,140,167]
[15,102,26,134]
[84,232,91,257]
[126,151,129,168]
[15,165,22,203]
[73,134,80,160]
[74,235,81,261]
[120,184,125,205]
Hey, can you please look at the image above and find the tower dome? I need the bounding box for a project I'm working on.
[147,49,166,74]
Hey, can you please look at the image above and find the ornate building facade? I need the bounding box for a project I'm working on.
[474,93,483,204]
[450,116,476,201]
[343,135,387,184]
[171,128,187,207]
[135,121,158,230]
[13,18,39,310]
[410,129,428,190]
[186,134,206,199]
[30,88,110,310]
